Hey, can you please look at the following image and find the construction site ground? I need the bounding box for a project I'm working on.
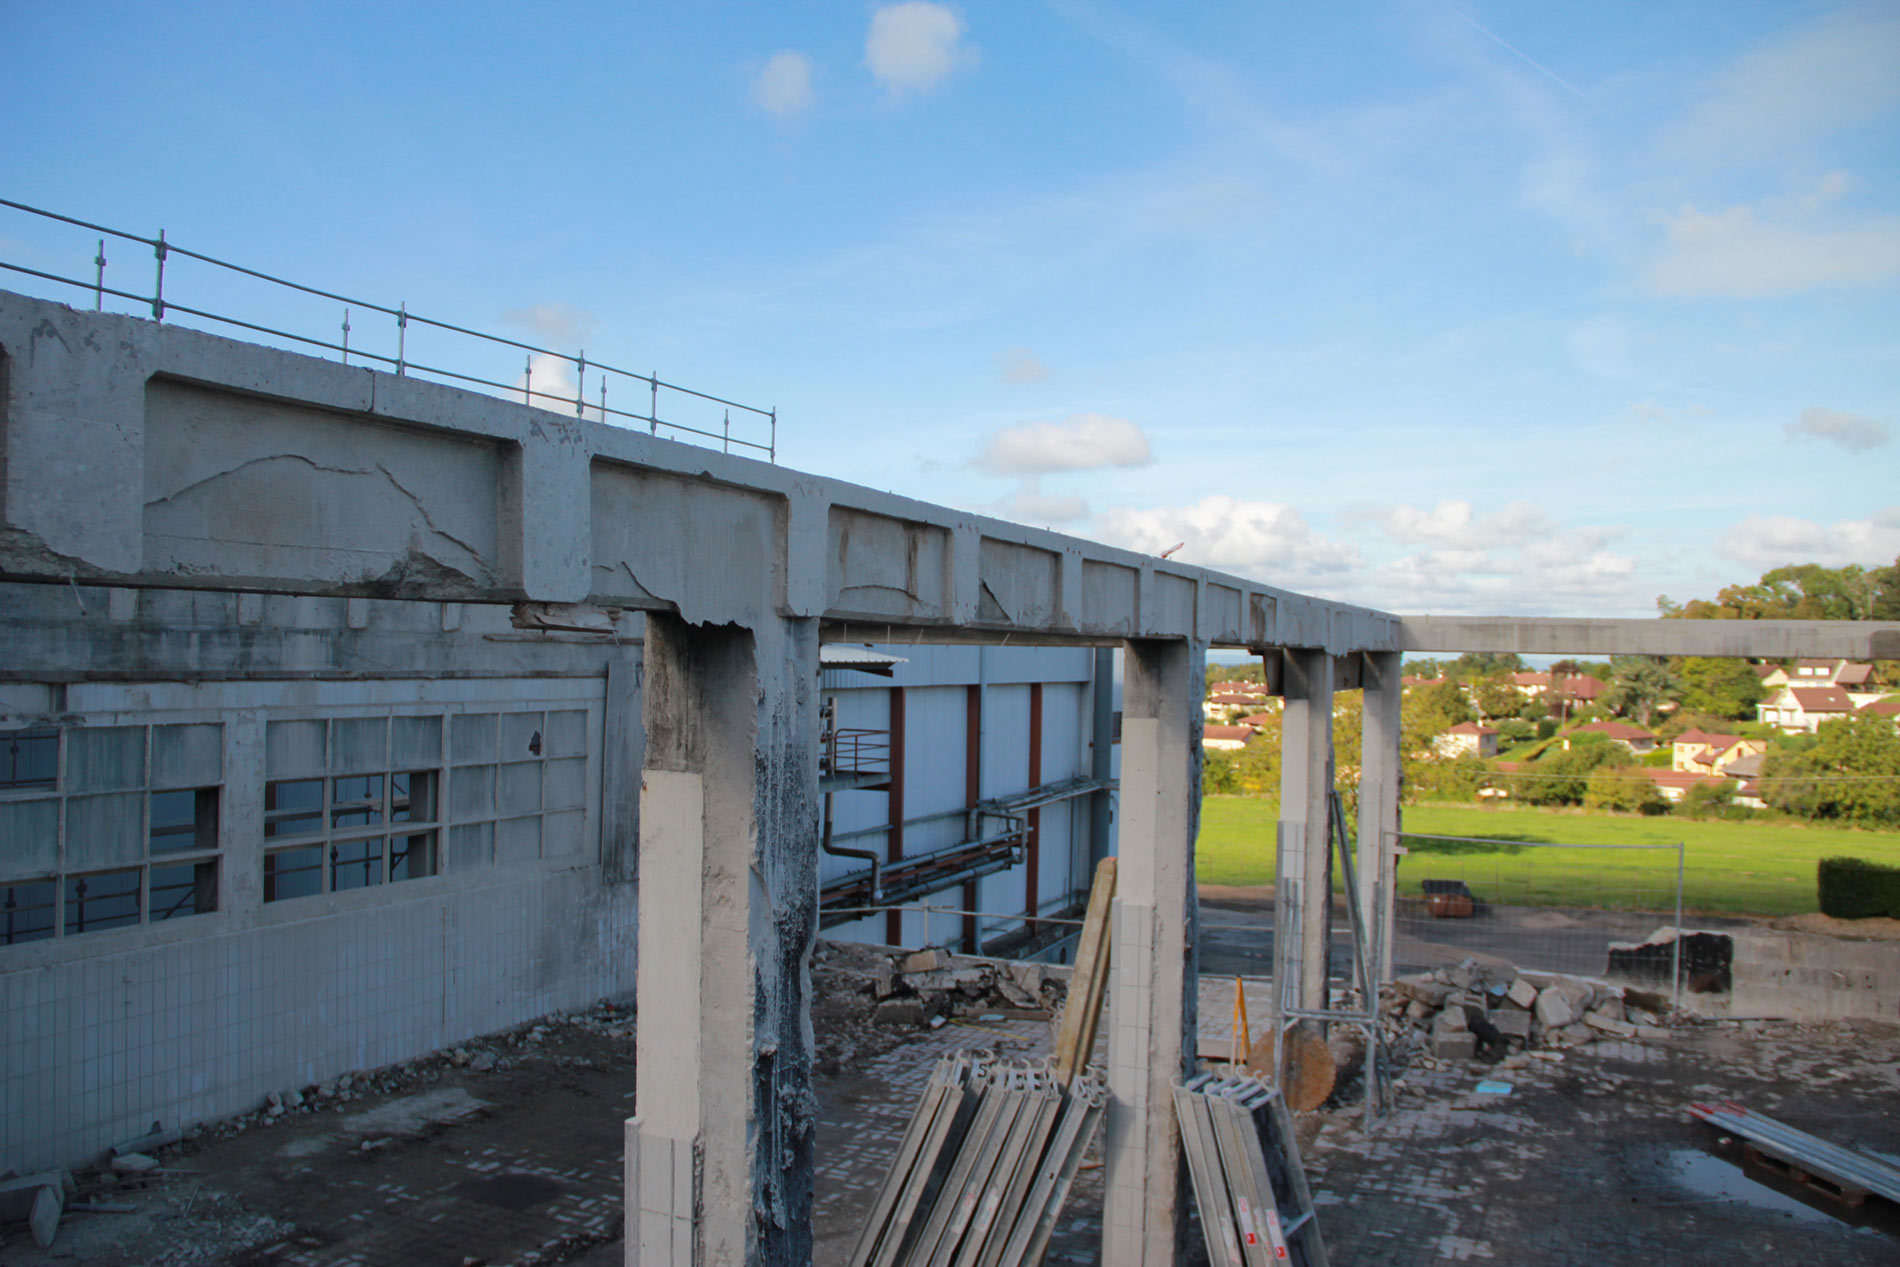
[6,935,1897,1266]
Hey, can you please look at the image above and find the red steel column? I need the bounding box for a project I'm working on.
[886,686,906,946]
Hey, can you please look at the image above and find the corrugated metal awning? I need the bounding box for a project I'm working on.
[818,644,908,677]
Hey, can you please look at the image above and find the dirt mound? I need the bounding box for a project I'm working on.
[1768,911,1900,941]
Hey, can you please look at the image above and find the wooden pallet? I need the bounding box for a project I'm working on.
[1742,1142,1870,1208]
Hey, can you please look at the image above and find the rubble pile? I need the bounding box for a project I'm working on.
[1383,958,1673,1068]
[866,947,1069,1027]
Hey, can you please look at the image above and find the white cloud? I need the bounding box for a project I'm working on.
[993,479,1089,525]
[1785,406,1890,452]
[1093,496,1363,584]
[1647,179,1900,297]
[1662,6,1900,166]
[1716,507,1900,571]
[1369,498,1556,550]
[998,347,1049,384]
[501,301,595,346]
[976,413,1150,475]
[865,2,973,99]
[752,51,816,119]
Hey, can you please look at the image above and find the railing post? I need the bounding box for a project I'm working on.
[93,238,106,310]
[151,229,167,321]
[770,406,778,464]
[341,308,351,364]
[523,353,533,405]
[723,409,731,454]
[396,301,407,375]
[576,350,587,416]
[649,372,659,435]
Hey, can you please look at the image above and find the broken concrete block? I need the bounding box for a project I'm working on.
[1636,1024,1670,1041]
[1395,978,1453,1007]
[1583,1011,1636,1037]
[109,1153,159,1175]
[0,1172,71,1222]
[1533,987,1576,1030]
[1506,978,1539,1010]
[1430,1030,1477,1061]
[874,964,897,998]
[469,1052,497,1072]
[1558,1022,1596,1045]
[1433,1006,1468,1033]
[29,1184,61,1249]
[1405,999,1434,1021]
[1007,962,1044,995]
[1593,995,1626,1023]
[898,948,950,974]
[875,998,927,1027]
[1490,1010,1531,1041]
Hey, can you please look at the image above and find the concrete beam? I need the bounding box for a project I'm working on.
[1103,639,1201,1267]
[1357,651,1403,981]
[628,614,819,1266]
[0,289,1400,654]
[1277,648,1334,1015]
[1400,615,1900,660]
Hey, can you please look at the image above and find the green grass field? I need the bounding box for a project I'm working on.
[1197,797,1900,917]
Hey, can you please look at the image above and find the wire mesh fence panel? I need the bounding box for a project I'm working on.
[1389,832,1684,982]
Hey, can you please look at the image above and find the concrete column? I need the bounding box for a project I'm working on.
[1103,638,1202,1267]
[1357,650,1403,980]
[626,613,820,1267]
[1277,648,1335,1014]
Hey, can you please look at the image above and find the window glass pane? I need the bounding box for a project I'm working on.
[450,765,494,820]
[264,779,324,838]
[65,869,141,935]
[331,839,385,891]
[449,821,493,870]
[66,792,146,871]
[545,757,586,812]
[67,727,144,792]
[498,762,543,816]
[545,710,588,758]
[150,860,217,920]
[0,799,60,883]
[497,815,541,864]
[331,718,388,773]
[331,775,384,830]
[151,723,222,789]
[391,715,442,768]
[266,719,326,779]
[451,713,496,764]
[390,832,436,882]
[391,771,436,823]
[264,847,323,902]
[1,881,57,944]
[0,730,58,790]
[500,712,544,760]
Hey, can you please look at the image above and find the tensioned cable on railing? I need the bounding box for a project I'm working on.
[0,197,778,461]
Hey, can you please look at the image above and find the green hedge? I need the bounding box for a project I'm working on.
[1817,856,1900,919]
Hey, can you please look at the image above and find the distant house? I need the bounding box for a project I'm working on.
[1402,675,1449,693]
[1757,685,1854,734]
[1563,720,1658,754]
[1755,663,1790,689]
[1644,769,1726,805]
[1859,697,1900,727]
[1202,724,1257,752]
[1236,711,1277,731]
[1202,688,1267,724]
[1511,671,1549,697]
[1670,729,1766,775]
[1434,720,1498,759]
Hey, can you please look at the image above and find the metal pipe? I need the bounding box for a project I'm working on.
[821,789,883,902]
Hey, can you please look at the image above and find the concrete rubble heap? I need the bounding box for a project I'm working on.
[1384,958,1673,1068]
[819,943,1071,1029]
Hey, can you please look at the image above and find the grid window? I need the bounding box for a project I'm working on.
[2,881,57,945]
[262,768,439,903]
[2,729,58,790]
[0,724,224,946]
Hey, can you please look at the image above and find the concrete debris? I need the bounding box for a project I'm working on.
[29,1183,62,1248]
[108,1153,159,1175]
[1381,961,1675,1069]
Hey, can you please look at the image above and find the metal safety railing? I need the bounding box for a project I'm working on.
[0,197,777,461]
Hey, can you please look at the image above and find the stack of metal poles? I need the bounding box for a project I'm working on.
[1174,1073,1329,1267]
[849,1055,1108,1267]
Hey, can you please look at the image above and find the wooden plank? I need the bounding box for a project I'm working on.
[1052,857,1116,1086]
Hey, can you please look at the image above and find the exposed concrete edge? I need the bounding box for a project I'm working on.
[1398,614,1900,659]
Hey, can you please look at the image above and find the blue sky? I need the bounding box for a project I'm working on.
[3,1,1895,617]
